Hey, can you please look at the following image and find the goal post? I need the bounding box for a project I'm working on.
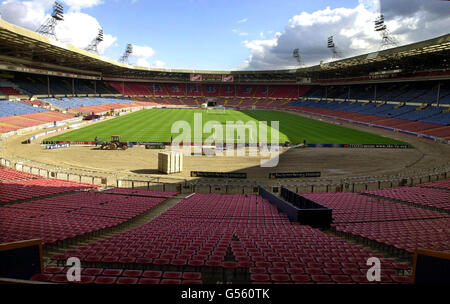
[206,105,226,114]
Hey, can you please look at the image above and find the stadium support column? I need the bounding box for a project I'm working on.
[72,78,75,95]
[374,85,377,101]
[47,76,50,96]
[94,80,97,95]
[348,86,351,101]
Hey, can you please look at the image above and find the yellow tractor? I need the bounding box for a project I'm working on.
[100,135,129,150]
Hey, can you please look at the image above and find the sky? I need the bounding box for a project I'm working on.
[0,0,449,71]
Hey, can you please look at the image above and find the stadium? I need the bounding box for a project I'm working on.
[0,1,449,289]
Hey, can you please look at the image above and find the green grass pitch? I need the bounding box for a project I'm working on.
[47,109,408,145]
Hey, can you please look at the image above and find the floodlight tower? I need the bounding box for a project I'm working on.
[293,48,303,67]
[374,14,398,50]
[119,44,133,63]
[36,1,64,40]
[327,36,341,60]
[85,29,104,54]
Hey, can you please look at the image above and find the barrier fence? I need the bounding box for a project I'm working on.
[2,154,448,194]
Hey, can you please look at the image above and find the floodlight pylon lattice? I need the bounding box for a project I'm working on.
[293,48,303,67]
[85,29,104,54]
[375,14,398,50]
[119,44,133,63]
[327,36,342,60]
[36,1,64,40]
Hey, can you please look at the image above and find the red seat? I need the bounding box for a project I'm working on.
[77,275,96,284]
[171,259,187,266]
[306,268,323,275]
[255,262,271,268]
[160,279,182,284]
[290,275,311,283]
[287,268,304,274]
[95,276,117,284]
[163,272,182,279]
[102,269,123,276]
[118,257,136,264]
[82,268,103,276]
[30,273,53,282]
[311,275,332,283]
[116,277,139,284]
[342,268,361,275]
[188,260,204,267]
[324,268,343,275]
[102,256,119,263]
[271,274,290,282]
[143,270,162,278]
[268,267,286,274]
[331,275,352,283]
[153,258,170,266]
[44,267,65,274]
[123,270,143,277]
[249,267,266,274]
[351,275,370,284]
[50,274,68,283]
[136,258,153,264]
[382,269,398,276]
[183,272,202,280]
[182,280,202,284]
[238,261,254,268]
[139,278,160,284]
[250,274,270,282]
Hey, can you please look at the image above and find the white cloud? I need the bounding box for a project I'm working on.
[62,0,103,12]
[232,29,249,36]
[0,0,53,30]
[0,0,117,54]
[153,60,166,68]
[130,45,159,67]
[237,17,248,24]
[98,34,117,55]
[132,45,155,58]
[241,0,450,70]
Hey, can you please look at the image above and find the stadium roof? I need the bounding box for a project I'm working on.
[0,18,449,82]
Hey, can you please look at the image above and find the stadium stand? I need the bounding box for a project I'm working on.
[0,100,47,117]
[0,87,20,95]
[418,179,450,190]
[361,187,450,211]
[302,192,447,224]
[2,73,119,96]
[302,192,449,254]
[0,179,98,203]
[43,97,134,110]
[0,192,169,245]
[334,218,450,254]
[30,268,203,284]
[0,166,42,181]
[0,108,74,134]
[51,193,411,284]
[103,188,178,198]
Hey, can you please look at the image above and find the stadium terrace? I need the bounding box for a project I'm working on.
[0,7,449,290]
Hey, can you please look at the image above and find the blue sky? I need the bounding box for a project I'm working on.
[1,0,449,70]
[85,0,359,70]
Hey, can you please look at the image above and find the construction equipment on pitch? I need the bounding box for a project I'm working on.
[100,135,129,150]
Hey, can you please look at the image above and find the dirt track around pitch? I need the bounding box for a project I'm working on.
[2,110,450,184]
